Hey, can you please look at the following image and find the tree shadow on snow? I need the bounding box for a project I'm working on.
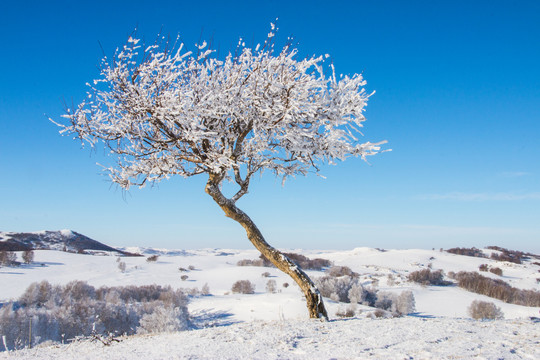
[407,312,436,319]
[0,270,24,275]
[190,308,240,329]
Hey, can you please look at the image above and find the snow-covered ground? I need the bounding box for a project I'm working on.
[3,317,539,359]
[1,247,539,359]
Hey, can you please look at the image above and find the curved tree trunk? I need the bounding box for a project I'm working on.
[205,174,328,320]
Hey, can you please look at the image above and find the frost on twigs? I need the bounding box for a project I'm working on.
[58,26,387,192]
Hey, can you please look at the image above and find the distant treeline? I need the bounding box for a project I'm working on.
[446,246,539,265]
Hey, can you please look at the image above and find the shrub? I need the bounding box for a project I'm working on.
[236,259,253,266]
[146,255,159,262]
[0,251,17,266]
[0,281,189,350]
[261,272,271,278]
[181,275,188,281]
[118,261,126,273]
[372,309,387,318]
[249,253,333,270]
[18,280,56,308]
[487,246,525,264]
[479,264,489,272]
[315,273,416,315]
[315,275,363,303]
[408,269,450,286]
[282,282,289,288]
[231,280,255,294]
[201,283,210,296]
[395,290,416,315]
[266,280,277,293]
[188,265,196,270]
[374,291,394,311]
[137,306,188,334]
[446,247,485,258]
[335,305,356,318]
[22,250,34,264]
[468,300,504,320]
[454,271,540,307]
[369,291,416,316]
[236,258,265,267]
[489,267,503,276]
[325,266,358,278]
[280,253,332,270]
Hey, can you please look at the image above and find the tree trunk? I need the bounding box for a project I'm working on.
[205,174,328,320]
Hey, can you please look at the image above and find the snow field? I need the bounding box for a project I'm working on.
[1,317,538,359]
[1,247,539,358]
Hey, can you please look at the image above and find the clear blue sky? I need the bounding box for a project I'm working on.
[1,0,539,253]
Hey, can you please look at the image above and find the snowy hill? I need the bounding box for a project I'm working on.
[1,246,539,359]
[0,230,135,255]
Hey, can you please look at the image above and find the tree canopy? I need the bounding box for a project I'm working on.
[60,27,386,199]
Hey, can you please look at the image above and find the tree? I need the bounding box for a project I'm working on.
[0,251,17,266]
[22,250,35,264]
[57,25,386,319]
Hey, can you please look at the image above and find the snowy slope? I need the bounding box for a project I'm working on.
[2,317,538,360]
[1,247,539,319]
[1,247,539,359]
[0,230,130,255]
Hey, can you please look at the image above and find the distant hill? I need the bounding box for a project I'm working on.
[0,230,140,256]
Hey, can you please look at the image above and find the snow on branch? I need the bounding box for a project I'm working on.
[58,27,387,190]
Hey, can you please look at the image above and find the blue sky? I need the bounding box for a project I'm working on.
[1,0,539,252]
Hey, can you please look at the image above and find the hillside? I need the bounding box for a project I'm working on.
[1,246,539,358]
[0,230,136,256]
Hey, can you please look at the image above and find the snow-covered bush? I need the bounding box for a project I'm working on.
[408,269,450,286]
[454,271,540,307]
[18,280,57,308]
[201,283,210,296]
[238,253,332,271]
[22,250,34,264]
[395,290,416,315]
[315,275,415,315]
[479,264,489,272]
[0,281,189,351]
[468,300,504,320]
[375,291,416,315]
[236,259,265,267]
[374,291,394,311]
[146,255,159,262]
[315,275,366,303]
[231,280,255,294]
[279,253,332,270]
[137,306,189,334]
[325,266,358,278]
[335,305,356,318]
[117,261,126,273]
[0,251,17,266]
[266,280,277,293]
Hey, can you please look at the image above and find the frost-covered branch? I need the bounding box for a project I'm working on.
[58,28,386,193]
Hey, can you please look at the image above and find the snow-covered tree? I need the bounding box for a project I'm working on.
[57,25,386,319]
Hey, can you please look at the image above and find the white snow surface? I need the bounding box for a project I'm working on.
[3,318,538,360]
[1,247,539,359]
